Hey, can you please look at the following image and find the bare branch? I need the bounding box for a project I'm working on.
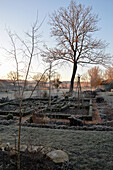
[43,0,112,91]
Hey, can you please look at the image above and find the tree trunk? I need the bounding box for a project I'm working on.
[69,61,77,92]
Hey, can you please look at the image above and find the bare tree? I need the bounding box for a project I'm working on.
[17,18,43,170]
[104,65,113,82]
[7,30,20,82]
[53,73,62,94]
[5,17,43,169]
[88,66,103,87]
[3,30,21,96]
[33,72,48,88]
[41,51,60,104]
[43,1,112,92]
[80,73,89,82]
[80,73,90,88]
[7,71,19,87]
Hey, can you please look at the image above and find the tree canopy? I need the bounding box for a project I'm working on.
[104,66,113,82]
[42,0,112,91]
[88,66,102,87]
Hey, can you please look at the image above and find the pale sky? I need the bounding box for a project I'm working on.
[0,0,113,80]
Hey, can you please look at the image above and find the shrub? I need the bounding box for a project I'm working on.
[43,91,48,98]
[65,95,68,99]
[7,114,13,120]
[29,116,33,123]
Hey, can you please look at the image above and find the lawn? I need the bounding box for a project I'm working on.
[0,124,113,169]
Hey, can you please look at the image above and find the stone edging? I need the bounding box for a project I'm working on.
[0,142,72,169]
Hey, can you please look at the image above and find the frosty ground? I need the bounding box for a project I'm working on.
[0,124,113,169]
[0,91,113,169]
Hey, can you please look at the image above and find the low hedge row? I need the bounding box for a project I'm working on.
[0,109,34,117]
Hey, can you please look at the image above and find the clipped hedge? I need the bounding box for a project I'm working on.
[0,109,34,117]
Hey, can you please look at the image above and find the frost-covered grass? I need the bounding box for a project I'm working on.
[99,92,113,106]
[0,124,113,169]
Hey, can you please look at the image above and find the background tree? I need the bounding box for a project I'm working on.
[7,71,22,97]
[33,72,48,88]
[80,73,90,87]
[41,53,60,105]
[88,66,103,87]
[81,73,89,82]
[104,66,113,82]
[7,71,18,87]
[53,73,62,94]
[43,0,112,92]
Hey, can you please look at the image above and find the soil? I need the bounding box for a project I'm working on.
[62,107,89,116]
[0,150,72,170]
